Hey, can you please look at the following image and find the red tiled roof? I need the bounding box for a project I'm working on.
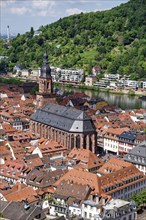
[68,148,104,170]
[54,168,101,194]
[4,183,37,202]
[97,157,132,175]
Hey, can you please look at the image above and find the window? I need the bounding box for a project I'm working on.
[129,214,132,220]
[89,213,92,218]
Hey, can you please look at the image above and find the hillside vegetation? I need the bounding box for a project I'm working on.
[0,0,146,80]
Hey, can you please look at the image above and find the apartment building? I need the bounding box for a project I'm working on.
[54,166,146,201]
[67,148,104,172]
[124,141,146,175]
[85,75,97,86]
[0,160,26,184]
[103,128,129,155]
[118,131,137,155]
[101,199,137,220]
[100,165,146,200]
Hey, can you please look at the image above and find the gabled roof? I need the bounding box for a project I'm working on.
[26,168,67,188]
[68,148,104,170]
[100,165,146,194]
[54,165,146,196]
[54,168,101,194]
[2,123,17,133]
[97,157,132,175]
[0,160,26,180]
[36,139,67,155]
[104,127,129,136]
[125,141,146,161]
[4,184,37,203]
[0,201,46,220]
[31,103,95,133]
[54,180,91,203]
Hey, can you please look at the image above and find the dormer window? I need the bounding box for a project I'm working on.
[36,181,41,184]
[29,176,36,182]
[134,156,137,161]
[11,166,15,170]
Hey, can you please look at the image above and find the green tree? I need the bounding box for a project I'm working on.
[0,0,145,79]
[0,59,8,73]
[132,190,146,209]
[87,60,93,75]
[30,84,39,95]
[0,212,4,218]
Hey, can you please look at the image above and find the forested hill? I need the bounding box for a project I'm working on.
[1,0,146,80]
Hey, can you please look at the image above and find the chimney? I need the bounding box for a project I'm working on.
[18,183,21,191]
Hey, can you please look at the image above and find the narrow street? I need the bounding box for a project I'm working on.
[137,210,146,220]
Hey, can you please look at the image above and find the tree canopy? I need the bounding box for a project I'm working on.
[132,190,146,209]
[0,0,146,79]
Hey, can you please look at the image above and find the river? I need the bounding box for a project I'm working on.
[59,86,146,110]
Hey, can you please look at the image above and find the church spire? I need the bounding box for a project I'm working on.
[40,51,51,79]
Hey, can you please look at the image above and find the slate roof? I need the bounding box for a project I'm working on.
[54,180,91,205]
[129,141,146,157]
[0,201,46,220]
[26,168,67,188]
[119,131,137,141]
[124,141,146,165]
[31,103,95,133]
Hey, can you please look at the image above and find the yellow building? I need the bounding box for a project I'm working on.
[85,75,96,86]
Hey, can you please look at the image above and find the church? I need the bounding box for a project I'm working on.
[36,52,56,108]
[30,52,97,152]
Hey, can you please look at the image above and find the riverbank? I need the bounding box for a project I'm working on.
[55,82,146,97]
[1,75,146,97]
[1,75,145,109]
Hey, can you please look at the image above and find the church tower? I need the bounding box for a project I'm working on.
[36,52,56,108]
[39,52,53,94]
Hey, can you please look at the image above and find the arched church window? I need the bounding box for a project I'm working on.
[83,135,86,149]
[71,135,74,149]
[76,135,80,149]
[89,135,92,152]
